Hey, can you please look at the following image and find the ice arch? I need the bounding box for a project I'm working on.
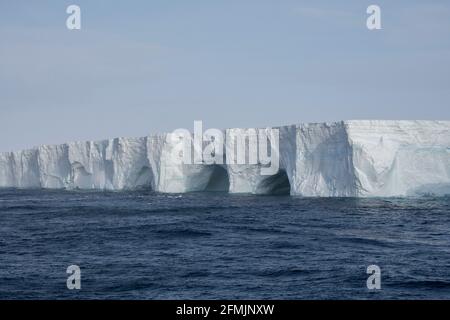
[204,165,230,192]
[255,169,291,195]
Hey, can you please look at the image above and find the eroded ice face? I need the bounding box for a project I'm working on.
[0,120,449,197]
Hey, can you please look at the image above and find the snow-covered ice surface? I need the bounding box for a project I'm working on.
[0,120,449,197]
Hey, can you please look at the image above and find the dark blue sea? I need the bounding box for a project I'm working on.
[0,189,449,299]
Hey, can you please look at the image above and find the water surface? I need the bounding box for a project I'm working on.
[0,189,449,299]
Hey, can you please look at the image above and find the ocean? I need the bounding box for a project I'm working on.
[0,189,449,299]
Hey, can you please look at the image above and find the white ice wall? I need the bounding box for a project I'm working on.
[292,122,357,197]
[0,152,15,187]
[346,120,450,196]
[38,144,71,189]
[13,149,41,188]
[154,131,227,193]
[0,120,448,197]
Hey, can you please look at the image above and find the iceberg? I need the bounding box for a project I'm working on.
[0,120,449,197]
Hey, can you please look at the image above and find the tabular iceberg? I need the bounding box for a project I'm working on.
[0,120,449,197]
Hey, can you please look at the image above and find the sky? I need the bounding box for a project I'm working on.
[1,0,450,152]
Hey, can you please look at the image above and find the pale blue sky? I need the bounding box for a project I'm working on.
[1,0,450,152]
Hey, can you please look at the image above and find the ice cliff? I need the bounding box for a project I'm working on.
[1,120,449,197]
